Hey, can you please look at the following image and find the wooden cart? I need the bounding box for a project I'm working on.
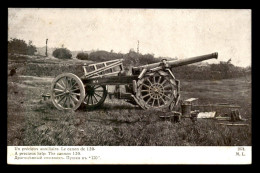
[50,53,218,111]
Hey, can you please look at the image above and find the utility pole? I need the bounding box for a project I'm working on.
[137,40,139,54]
[45,39,48,57]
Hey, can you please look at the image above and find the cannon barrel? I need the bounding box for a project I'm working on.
[132,52,218,71]
[168,52,218,67]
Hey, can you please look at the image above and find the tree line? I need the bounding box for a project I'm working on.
[8,38,250,80]
[8,38,37,55]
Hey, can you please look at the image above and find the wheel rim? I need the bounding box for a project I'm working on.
[51,73,85,110]
[83,85,107,108]
[137,74,177,109]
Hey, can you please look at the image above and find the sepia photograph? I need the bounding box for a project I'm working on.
[7,8,251,164]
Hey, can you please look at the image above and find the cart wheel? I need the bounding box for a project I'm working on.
[136,73,178,109]
[51,73,85,110]
[83,85,107,109]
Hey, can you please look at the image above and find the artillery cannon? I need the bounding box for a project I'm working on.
[50,52,218,110]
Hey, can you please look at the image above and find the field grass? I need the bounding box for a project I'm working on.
[7,73,251,146]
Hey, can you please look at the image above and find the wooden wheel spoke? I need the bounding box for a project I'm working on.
[162,93,171,99]
[56,82,65,89]
[142,93,150,99]
[157,97,160,106]
[94,85,102,89]
[68,77,72,88]
[66,77,71,89]
[71,94,79,103]
[161,79,167,86]
[83,95,88,104]
[146,97,152,104]
[87,96,90,105]
[87,95,90,105]
[71,92,81,96]
[152,99,155,107]
[147,78,153,85]
[93,94,99,102]
[54,88,64,92]
[94,93,102,98]
[60,78,66,89]
[70,87,80,92]
[69,95,76,107]
[88,95,92,105]
[69,80,77,90]
[62,96,68,107]
[160,97,166,104]
[66,96,71,108]
[94,90,104,92]
[66,77,72,88]
[91,96,94,105]
[158,76,162,83]
[142,83,150,89]
[55,92,66,97]
[57,95,66,104]
[63,96,67,108]
[63,77,67,88]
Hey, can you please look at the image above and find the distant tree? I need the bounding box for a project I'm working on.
[210,61,241,79]
[8,38,37,55]
[123,52,160,67]
[129,48,135,53]
[76,52,89,60]
[27,40,37,55]
[52,48,72,59]
[244,65,251,72]
[88,50,123,62]
[139,53,158,65]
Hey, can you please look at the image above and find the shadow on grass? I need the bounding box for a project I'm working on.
[77,102,142,112]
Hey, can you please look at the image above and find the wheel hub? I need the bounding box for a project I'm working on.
[149,84,164,98]
[86,86,95,95]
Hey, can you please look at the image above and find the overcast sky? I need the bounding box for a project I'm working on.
[8,8,251,67]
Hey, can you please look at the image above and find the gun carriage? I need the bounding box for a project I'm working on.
[50,52,218,111]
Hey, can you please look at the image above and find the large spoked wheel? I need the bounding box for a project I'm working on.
[51,73,85,110]
[83,85,107,109]
[136,73,178,109]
